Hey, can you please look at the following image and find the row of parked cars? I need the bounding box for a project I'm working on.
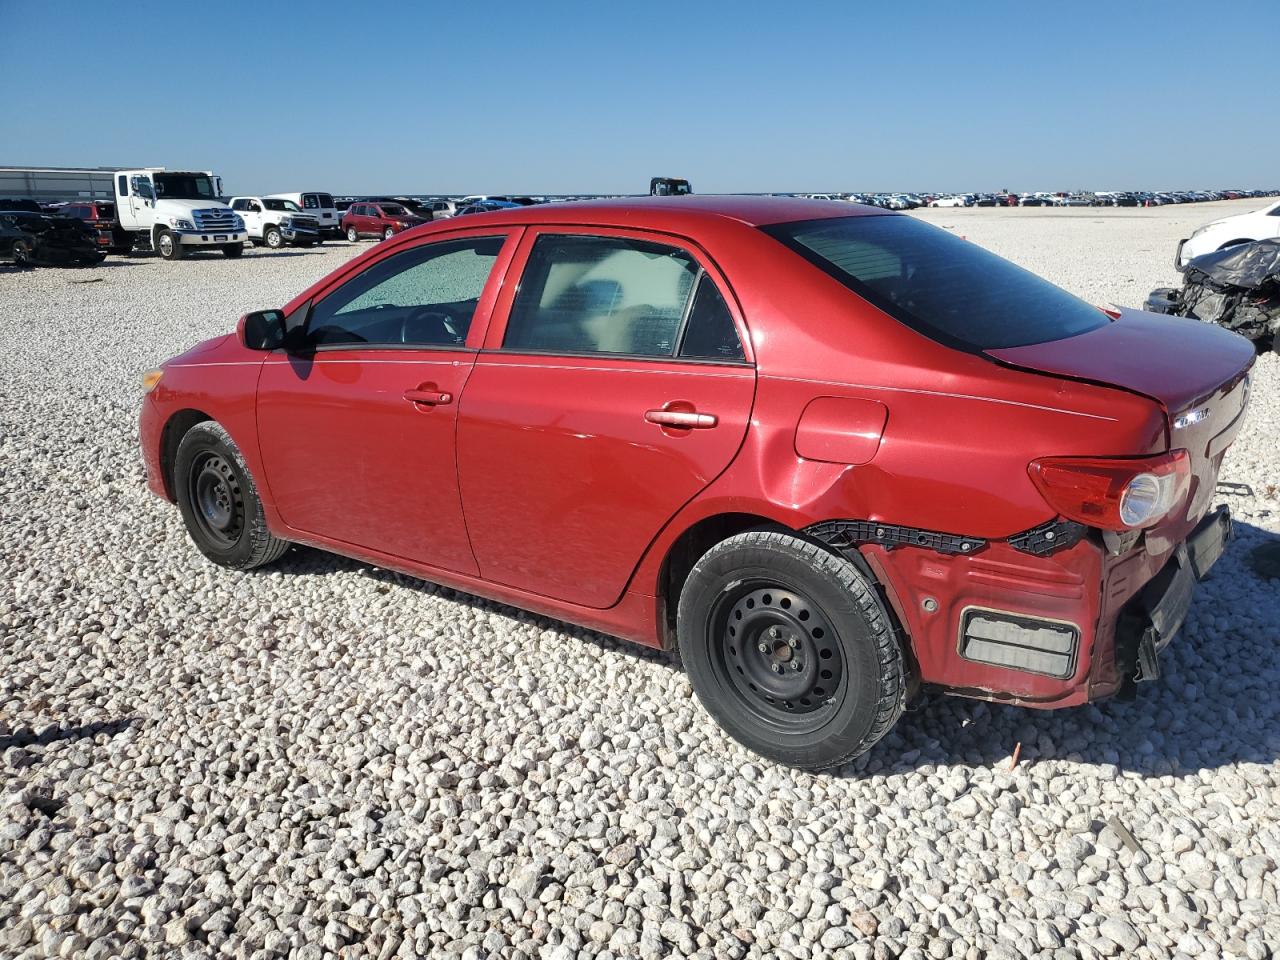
[840,189,1276,210]
[0,189,529,267]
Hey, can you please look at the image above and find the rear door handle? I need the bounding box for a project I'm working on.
[404,388,453,406]
[644,409,718,429]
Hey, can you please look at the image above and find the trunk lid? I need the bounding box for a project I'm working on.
[990,308,1255,539]
[987,309,1253,414]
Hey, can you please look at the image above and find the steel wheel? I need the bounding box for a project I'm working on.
[158,232,175,257]
[188,451,245,548]
[265,227,283,249]
[710,581,845,732]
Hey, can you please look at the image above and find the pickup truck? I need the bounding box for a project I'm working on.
[229,197,322,249]
[264,192,340,239]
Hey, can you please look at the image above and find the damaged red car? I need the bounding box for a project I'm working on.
[139,197,1254,770]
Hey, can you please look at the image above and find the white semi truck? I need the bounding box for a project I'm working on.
[114,169,247,259]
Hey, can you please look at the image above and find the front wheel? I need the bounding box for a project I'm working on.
[156,229,183,260]
[383,226,395,240]
[677,531,906,770]
[12,239,33,266]
[221,243,244,258]
[174,421,289,570]
[264,225,284,249]
[346,226,359,242]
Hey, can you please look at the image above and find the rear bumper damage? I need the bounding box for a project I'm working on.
[808,507,1231,708]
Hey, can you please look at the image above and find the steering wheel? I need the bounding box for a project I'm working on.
[400,307,464,345]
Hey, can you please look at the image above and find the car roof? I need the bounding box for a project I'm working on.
[438,195,890,230]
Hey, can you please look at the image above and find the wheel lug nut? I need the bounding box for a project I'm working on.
[771,663,783,674]
[792,661,802,672]
[757,642,769,654]
[787,636,798,648]
[769,626,780,639]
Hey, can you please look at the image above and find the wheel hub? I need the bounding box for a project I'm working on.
[190,453,243,545]
[717,585,844,721]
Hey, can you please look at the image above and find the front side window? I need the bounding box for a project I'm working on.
[764,215,1109,350]
[306,236,505,348]
[503,234,700,357]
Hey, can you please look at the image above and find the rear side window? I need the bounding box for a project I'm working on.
[679,275,745,361]
[503,235,699,357]
[764,215,1109,350]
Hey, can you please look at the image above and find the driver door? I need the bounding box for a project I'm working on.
[256,228,521,573]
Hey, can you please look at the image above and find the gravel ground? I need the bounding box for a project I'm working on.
[1,201,1277,960]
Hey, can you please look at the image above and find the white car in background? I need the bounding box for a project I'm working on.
[1178,200,1280,266]
[264,192,340,239]
[929,195,969,208]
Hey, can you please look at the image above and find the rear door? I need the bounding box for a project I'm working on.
[456,227,757,608]
[256,228,521,572]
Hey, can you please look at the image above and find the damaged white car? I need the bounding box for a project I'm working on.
[1177,200,1280,267]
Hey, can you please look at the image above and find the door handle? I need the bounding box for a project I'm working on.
[404,388,453,406]
[644,408,718,429]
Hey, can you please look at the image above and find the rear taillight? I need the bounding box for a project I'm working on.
[1027,450,1191,531]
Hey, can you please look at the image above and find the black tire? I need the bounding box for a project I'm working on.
[174,421,289,570]
[156,229,183,260]
[264,225,284,249]
[346,226,359,242]
[677,530,906,770]
[221,243,244,258]
[382,226,395,241]
[11,239,33,267]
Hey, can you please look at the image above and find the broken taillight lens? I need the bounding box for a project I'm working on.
[1027,450,1191,530]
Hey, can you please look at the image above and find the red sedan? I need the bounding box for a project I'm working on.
[139,197,1254,769]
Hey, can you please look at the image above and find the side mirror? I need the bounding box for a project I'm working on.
[238,309,287,351]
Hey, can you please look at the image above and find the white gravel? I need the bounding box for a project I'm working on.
[2,203,1278,960]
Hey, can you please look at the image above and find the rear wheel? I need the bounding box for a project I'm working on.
[677,531,906,770]
[174,421,289,570]
[346,226,359,242]
[156,229,183,260]
[264,225,284,249]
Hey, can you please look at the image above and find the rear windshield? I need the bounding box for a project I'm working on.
[763,215,1109,350]
[303,193,334,208]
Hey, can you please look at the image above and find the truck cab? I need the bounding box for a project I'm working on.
[650,177,692,197]
[113,168,247,260]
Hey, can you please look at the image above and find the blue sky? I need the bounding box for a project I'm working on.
[2,0,1276,195]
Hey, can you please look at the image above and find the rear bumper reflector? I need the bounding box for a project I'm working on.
[959,608,1080,679]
